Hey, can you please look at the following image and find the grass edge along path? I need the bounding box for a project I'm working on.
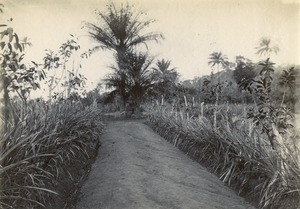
[0,101,105,209]
[146,109,300,209]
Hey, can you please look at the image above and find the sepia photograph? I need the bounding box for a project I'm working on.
[0,0,299,208]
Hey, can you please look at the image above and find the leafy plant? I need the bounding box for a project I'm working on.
[43,35,90,101]
[43,49,61,102]
[58,36,81,98]
[0,26,45,101]
[0,22,45,129]
[238,57,296,151]
[279,67,297,107]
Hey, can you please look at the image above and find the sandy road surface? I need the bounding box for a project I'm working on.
[76,120,255,209]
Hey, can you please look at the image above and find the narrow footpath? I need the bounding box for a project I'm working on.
[76,121,255,209]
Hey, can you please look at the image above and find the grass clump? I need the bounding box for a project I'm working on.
[0,100,105,209]
[146,104,300,209]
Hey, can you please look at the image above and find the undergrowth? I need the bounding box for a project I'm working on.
[146,105,300,209]
[0,100,105,209]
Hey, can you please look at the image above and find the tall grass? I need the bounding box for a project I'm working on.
[0,100,104,208]
[146,104,300,209]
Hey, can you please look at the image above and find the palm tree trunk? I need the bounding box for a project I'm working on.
[117,48,128,110]
[214,64,220,130]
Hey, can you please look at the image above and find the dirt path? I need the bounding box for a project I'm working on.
[76,121,255,209]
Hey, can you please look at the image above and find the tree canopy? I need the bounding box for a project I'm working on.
[85,3,163,57]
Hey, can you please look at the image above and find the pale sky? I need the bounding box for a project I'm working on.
[1,0,300,94]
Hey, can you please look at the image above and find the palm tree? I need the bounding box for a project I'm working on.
[255,37,279,57]
[85,2,163,61]
[126,52,154,112]
[86,3,163,109]
[152,59,178,83]
[104,65,128,107]
[208,51,229,94]
[208,52,229,74]
[152,59,178,99]
[208,51,229,129]
[105,51,154,116]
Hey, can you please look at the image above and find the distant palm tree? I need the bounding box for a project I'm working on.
[152,59,178,99]
[208,51,229,129]
[208,51,229,86]
[152,59,178,83]
[208,52,229,72]
[85,3,163,61]
[255,37,279,57]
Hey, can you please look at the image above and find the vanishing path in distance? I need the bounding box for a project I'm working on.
[76,120,255,209]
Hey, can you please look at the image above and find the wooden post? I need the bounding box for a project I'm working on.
[200,102,204,117]
[184,95,188,107]
[92,98,97,108]
[192,97,195,108]
[184,95,189,120]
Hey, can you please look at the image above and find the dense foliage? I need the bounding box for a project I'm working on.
[0,101,104,208]
[146,103,300,209]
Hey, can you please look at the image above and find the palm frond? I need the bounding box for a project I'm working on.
[85,2,163,54]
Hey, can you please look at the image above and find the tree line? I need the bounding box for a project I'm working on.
[1,2,298,118]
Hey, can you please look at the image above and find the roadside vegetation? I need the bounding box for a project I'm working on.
[1,2,299,209]
[146,41,300,208]
[0,4,104,208]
